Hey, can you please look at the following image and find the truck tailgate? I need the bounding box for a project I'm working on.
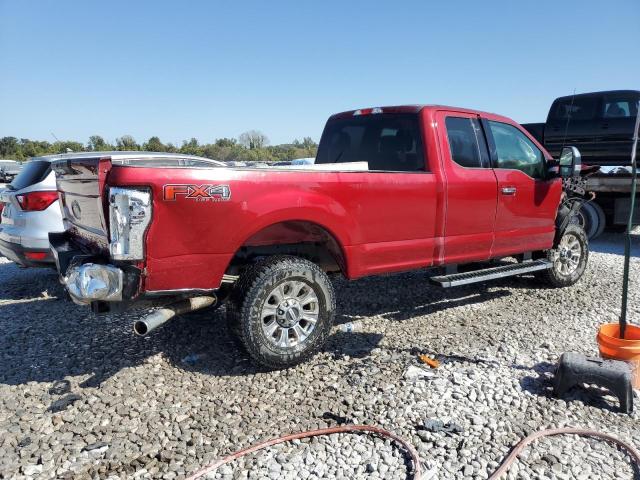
[52,157,112,251]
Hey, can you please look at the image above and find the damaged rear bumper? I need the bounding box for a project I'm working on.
[49,232,142,306]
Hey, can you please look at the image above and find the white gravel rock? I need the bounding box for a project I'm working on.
[0,232,638,479]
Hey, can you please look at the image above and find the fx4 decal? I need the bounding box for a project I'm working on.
[163,184,231,202]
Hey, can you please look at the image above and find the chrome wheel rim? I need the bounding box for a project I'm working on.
[261,280,319,348]
[554,233,582,276]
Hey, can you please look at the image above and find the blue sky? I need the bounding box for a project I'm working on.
[1,0,638,145]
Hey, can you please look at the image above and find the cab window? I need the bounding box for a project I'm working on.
[315,113,426,172]
[445,117,489,168]
[488,121,546,179]
[602,94,638,118]
[551,96,598,121]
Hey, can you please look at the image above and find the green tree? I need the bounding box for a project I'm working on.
[215,137,237,148]
[21,139,51,158]
[116,135,139,151]
[0,136,22,160]
[53,141,84,153]
[88,135,111,151]
[238,130,269,149]
[143,136,167,152]
[180,137,202,156]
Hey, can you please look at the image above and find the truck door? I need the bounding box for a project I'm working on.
[596,92,640,166]
[543,94,600,162]
[484,119,562,256]
[436,111,497,263]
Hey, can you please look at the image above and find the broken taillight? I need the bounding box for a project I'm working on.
[16,191,58,211]
[25,251,48,260]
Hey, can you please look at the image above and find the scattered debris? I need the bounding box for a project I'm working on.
[418,354,441,368]
[322,411,349,425]
[48,393,82,413]
[418,419,464,436]
[554,352,634,414]
[48,379,71,395]
[82,441,109,454]
[404,365,435,381]
[339,321,363,333]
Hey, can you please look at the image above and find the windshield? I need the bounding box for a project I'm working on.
[9,160,51,191]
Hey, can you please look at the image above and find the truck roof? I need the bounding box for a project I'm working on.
[552,90,640,102]
[328,104,512,121]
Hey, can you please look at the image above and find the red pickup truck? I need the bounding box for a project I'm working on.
[50,105,588,368]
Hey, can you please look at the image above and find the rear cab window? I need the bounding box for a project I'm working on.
[9,160,51,191]
[550,96,598,121]
[602,93,639,118]
[315,113,427,172]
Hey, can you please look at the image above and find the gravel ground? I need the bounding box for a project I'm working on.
[0,231,639,479]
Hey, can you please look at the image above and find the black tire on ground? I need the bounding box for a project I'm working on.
[226,255,336,369]
[540,224,589,288]
[576,201,605,239]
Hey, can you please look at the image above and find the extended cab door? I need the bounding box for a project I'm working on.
[436,111,498,263]
[484,119,562,256]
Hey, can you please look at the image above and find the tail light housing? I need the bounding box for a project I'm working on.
[25,251,49,261]
[108,187,152,260]
[16,191,58,211]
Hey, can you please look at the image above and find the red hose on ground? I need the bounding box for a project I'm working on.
[487,427,640,479]
[184,425,640,480]
[184,425,421,480]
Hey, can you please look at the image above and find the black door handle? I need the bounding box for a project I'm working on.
[601,123,609,129]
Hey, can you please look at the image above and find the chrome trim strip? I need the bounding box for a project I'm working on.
[145,288,216,297]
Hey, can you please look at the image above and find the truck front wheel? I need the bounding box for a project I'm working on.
[541,224,589,288]
[226,256,336,369]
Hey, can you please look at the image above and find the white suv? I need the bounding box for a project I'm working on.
[0,159,63,267]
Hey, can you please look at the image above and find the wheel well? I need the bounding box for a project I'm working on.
[226,221,346,276]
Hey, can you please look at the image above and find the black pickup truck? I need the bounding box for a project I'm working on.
[522,90,639,238]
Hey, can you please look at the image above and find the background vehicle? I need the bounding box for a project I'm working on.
[522,90,639,238]
[0,158,63,266]
[51,107,587,368]
[0,160,22,183]
[290,157,315,165]
[1,152,224,267]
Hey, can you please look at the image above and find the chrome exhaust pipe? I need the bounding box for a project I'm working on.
[133,295,216,336]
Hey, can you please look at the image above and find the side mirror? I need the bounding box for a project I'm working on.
[559,146,581,178]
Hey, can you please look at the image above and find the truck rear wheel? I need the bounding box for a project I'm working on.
[226,256,336,369]
[541,224,588,288]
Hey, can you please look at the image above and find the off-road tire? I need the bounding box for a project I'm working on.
[226,255,336,369]
[541,224,588,288]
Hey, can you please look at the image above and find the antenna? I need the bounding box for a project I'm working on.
[560,88,576,154]
[50,132,60,142]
